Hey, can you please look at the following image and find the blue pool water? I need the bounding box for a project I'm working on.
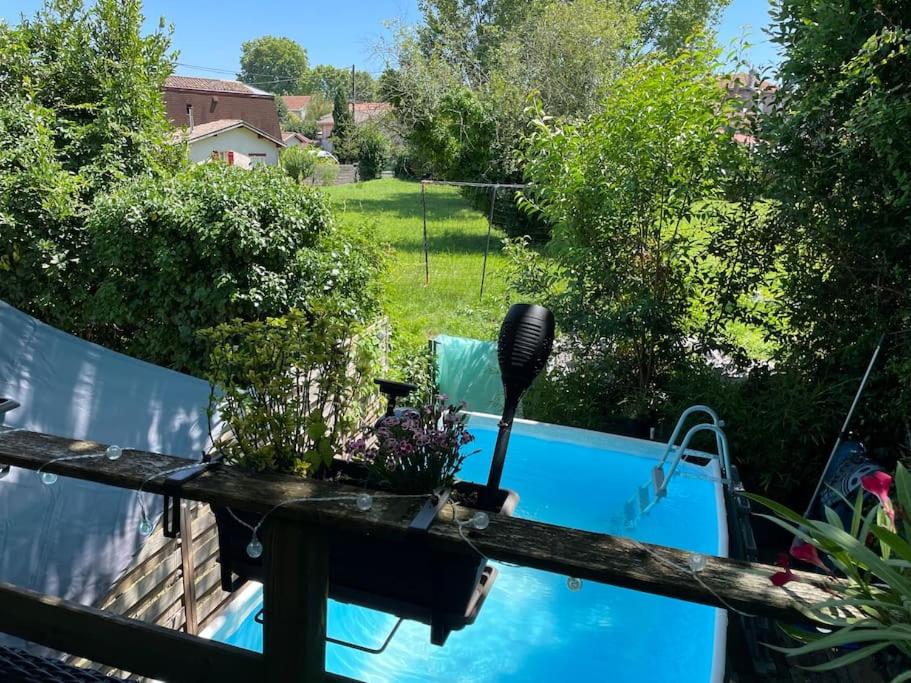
[206,414,727,682]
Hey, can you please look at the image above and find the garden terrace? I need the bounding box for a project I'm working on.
[0,429,853,682]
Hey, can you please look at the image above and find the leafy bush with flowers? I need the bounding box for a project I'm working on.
[348,395,478,494]
[749,466,911,677]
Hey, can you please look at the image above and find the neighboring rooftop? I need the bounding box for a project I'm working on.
[163,75,283,140]
[164,75,272,97]
[173,118,285,147]
[282,95,313,110]
[317,102,393,127]
[282,131,315,145]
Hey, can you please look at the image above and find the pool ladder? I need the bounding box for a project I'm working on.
[633,405,731,520]
[653,406,731,495]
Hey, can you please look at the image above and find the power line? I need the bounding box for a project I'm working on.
[174,61,387,88]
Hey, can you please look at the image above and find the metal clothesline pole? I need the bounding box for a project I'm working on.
[419,179,529,294]
[479,185,498,301]
[421,182,429,286]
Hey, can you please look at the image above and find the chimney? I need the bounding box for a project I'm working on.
[186,104,194,132]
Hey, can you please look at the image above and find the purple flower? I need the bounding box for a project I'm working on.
[383,416,401,428]
[347,437,366,454]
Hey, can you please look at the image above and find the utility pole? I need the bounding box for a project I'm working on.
[351,64,356,119]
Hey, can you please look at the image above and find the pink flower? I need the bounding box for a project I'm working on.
[790,540,829,572]
[770,552,797,587]
[862,471,896,526]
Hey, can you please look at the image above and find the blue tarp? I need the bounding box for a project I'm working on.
[0,300,213,643]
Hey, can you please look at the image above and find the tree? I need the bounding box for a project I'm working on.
[637,0,730,54]
[238,35,309,95]
[385,0,728,183]
[0,0,178,330]
[493,0,637,117]
[330,89,355,161]
[516,43,755,421]
[760,1,911,465]
[300,65,377,101]
[354,123,391,180]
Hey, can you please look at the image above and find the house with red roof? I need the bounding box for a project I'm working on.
[164,75,286,166]
[281,95,313,120]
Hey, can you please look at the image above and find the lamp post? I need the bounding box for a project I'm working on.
[485,304,555,501]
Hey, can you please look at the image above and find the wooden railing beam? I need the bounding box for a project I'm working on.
[0,581,263,683]
[0,429,855,625]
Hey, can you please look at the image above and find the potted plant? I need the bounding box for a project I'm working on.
[201,306,518,645]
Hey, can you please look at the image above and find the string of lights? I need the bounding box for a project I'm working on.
[28,446,586,594]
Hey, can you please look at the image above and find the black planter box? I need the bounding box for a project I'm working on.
[212,464,518,646]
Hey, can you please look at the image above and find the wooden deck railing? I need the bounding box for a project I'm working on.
[0,429,848,682]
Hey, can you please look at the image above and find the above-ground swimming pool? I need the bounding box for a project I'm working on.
[204,414,728,682]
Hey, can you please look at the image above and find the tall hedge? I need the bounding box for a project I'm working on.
[0,0,178,330]
[86,164,380,373]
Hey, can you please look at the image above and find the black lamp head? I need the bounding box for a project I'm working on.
[497,304,555,402]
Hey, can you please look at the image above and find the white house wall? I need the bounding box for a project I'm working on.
[187,127,282,166]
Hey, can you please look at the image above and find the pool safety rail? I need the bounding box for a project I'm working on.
[620,405,731,531]
[0,429,859,683]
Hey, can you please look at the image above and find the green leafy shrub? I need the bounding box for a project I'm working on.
[355,123,391,181]
[86,163,380,373]
[280,145,318,183]
[0,0,179,330]
[757,0,911,496]
[202,306,379,476]
[0,98,83,321]
[517,43,760,422]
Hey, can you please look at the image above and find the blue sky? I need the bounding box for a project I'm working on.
[2,0,780,80]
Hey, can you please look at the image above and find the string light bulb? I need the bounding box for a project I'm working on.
[138,516,153,536]
[41,472,57,486]
[105,445,123,461]
[566,576,583,592]
[246,535,264,559]
[355,493,373,511]
[468,512,489,530]
[688,553,707,574]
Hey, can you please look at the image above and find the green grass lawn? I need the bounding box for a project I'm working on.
[325,179,510,349]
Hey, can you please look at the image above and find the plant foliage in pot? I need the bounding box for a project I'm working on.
[200,304,523,645]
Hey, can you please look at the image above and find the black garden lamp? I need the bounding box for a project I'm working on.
[485,304,555,501]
